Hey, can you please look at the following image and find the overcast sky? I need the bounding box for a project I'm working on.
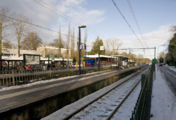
[1,0,176,59]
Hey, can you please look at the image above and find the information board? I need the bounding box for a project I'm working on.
[23,54,40,65]
[100,46,105,50]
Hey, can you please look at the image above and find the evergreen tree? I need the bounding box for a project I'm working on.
[89,36,105,55]
[166,33,176,65]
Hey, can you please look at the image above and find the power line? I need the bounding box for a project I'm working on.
[126,0,148,47]
[0,13,81,40]
[0,13,93,47]
[111,0,145,48]
[34,0,108,39]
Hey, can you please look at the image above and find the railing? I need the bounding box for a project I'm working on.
[130,64,154,120]
[0,66,112,87]
[0,64,145,88]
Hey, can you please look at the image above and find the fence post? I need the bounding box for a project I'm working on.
[12,69,15,85]
[141,74,146,88]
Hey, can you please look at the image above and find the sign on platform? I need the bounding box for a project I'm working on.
[24,54,40,65]
[80,43,86,50]
[52,56,55,60]
[100,46,105,50]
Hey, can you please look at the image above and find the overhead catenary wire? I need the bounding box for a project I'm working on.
[34,0,108,40]
[0,13,94,48]
[111,0,145,48]
[112,0,153,58]
[126,0,150,56]
[126,0,148,47]
[127,0,151,53]
[0,13,82,41]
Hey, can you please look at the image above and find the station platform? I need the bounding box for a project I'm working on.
[0,66,145,120]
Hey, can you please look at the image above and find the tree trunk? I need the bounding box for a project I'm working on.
[18,35,21,57]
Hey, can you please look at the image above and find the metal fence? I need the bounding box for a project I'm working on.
[0,66,112,87]
[0,64,145,88]
[130,64,154,120]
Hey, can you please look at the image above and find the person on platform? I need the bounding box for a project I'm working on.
[26,65,32,72]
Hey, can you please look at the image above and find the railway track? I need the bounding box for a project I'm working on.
[47,65,149,120]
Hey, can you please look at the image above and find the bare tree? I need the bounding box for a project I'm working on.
[58,26,65,58]
[104,39,110,55]
[82,29,87,60]
[74,33,79,63]
[121,52,128,56]
[109,38,122,55]
[137,54,144,63]
[21,32,42,50]
[2,40,12,48]
[159,51,166,58]
[66,23,71,59]
[104,38,122,55]
[48,27,65,58]
[84,29,87,47]
[0,7,10,55]
[11,13,31,57]
[70,28,75,59]
[169,25,176,32]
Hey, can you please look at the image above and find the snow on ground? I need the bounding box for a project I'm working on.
[41,68,149,120]
[68,78,139,120]
[41,73,136,120]
[165,64,176,72]
[111,81,141,120]
[0,75,77,91]
[150,65,176,120]
[0,70,110,92]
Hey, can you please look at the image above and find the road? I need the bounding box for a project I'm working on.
[159,65,176,94]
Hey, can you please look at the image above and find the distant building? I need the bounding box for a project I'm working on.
[37,45,71,58]
[1,48,42,57]
[1,46,71,59]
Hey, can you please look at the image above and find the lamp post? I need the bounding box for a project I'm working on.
[78,25,86,75]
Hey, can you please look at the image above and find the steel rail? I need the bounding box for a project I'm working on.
[106,76,141,120]
[62,65,148,120]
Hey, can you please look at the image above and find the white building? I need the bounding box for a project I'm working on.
[1,46,71,59]
[37,45,71,58]
[2,48,42,57]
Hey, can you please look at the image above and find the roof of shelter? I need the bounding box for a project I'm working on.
[84,55,128,59]
[85,55,111,58]
[111,55,128,58]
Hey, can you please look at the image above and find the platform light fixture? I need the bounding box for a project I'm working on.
[78,25,86,75]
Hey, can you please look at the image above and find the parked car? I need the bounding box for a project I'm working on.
[159,64,163,66]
